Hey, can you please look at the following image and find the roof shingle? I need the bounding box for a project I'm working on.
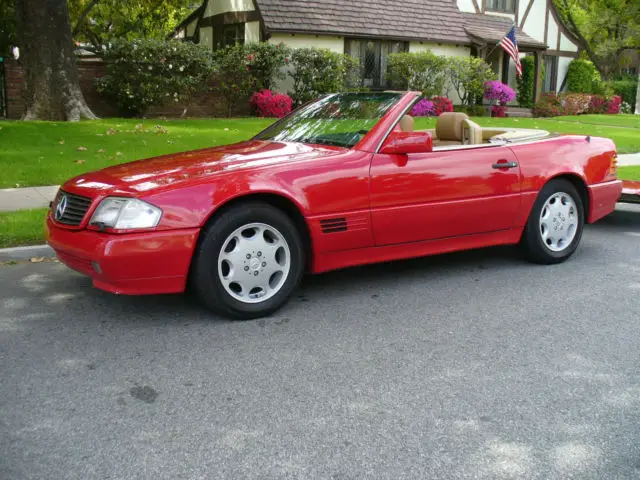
[255,0,470,44]
[461,12,547,49]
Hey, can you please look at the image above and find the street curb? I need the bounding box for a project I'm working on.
[0,244,55,262]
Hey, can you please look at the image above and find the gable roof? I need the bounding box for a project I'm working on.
[461,12,547,50]
[254,0,469,44]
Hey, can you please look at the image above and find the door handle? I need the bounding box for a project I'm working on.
[492,161,518,169]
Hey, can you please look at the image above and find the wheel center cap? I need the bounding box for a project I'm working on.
[249,258,261,271]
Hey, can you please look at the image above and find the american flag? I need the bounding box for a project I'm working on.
[499,26,522,77]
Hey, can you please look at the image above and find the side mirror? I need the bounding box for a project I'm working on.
[379,131,433,155]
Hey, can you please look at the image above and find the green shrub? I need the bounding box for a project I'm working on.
[566,59,601,93]
[211,44,260,117]
[386,51,449,98]
[606,79,638,106]
[96,39,213,117]
[245,42,290,91]
[447,56,496,106]
[455,104,489,116]
[516,56,545,108]
[289,48,361,105]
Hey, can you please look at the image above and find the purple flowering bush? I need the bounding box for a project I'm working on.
[483,81,516,105]
[411,98,436,117]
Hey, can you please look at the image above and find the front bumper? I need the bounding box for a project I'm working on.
[46,215,200,295]
[587,180,623,223]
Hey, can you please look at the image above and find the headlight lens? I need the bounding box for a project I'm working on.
[90,197,162,230]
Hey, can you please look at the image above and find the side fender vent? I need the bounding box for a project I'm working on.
[320,217,348,234]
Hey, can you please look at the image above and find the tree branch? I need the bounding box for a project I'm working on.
[72,0,101,36]
[555,0,604,75]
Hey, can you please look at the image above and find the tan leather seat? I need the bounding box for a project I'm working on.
[462,118,483,145]
[399,114,414,133]
[434,112,469,146]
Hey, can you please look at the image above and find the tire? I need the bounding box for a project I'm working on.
[191,203,305,320]
[520,179,585,265]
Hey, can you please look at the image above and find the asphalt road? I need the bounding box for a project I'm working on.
[2,204,640,480]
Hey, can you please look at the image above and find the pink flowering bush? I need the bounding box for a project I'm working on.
[432,96,454,116]
[250,89,292,118]
[411,99,436,117]
[483,81,516,105]
[606,95,622,114]
[491,105,507,117]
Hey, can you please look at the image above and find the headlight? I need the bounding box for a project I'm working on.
[89,197,162,230]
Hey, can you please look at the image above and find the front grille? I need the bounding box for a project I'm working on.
[53,190,92,226]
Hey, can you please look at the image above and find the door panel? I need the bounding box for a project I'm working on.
[370,146,522,246]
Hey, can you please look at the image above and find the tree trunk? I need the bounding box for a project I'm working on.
[14,0,97,121]
[635,71,640,115]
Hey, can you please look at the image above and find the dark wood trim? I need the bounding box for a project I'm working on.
[502,50,510,83]
[515,0,520,25]
[556,21,561,52]
[250,0,268,41]
[544,0,550,46]
[198,10,261,28]
[519,0,535,28]
[471,0,481,13]
[548,0,581,46]
[545,49,579,58]
[481,0,486,13]
[533,50,543,102]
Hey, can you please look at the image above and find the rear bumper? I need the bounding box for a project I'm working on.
[587,180,623,223]
[619,181,640,205]
[46,215,200,295]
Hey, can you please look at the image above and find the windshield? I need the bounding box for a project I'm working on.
[253,92,403,148]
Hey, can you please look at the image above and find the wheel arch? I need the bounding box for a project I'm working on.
[195,192,314,272]
[546,173,590,218]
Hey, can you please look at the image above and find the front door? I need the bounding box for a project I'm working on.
[369,146,522,246]
[346,39,407,89]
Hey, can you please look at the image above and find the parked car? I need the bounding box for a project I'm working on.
[46,91,623,319]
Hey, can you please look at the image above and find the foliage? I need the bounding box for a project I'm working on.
[96,39,213,117]
[68,0,194,51]
[606,78,639,106]
[533,92,623,116]
[386,51,449,98]
[432,96,454,116]
[553,0,640,77]
[620,101,632,114]
[588,94,622,114]
[483,81,516,105]
[288,48,360,105]
[562,93,591,115]
[411,98,436,117]
[455,104,490,116]
[0,0,16,56]
[250,90,292,118]
[566,59,601,93]
[533,93,566,117]
[447,56,496,106]
[516,56,545,108]
[210,43,261,117]
[245,42,290,91]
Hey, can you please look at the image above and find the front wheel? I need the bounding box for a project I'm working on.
[191,203,305,319]
[520,179,585,265]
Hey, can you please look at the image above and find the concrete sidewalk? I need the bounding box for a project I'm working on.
[1,153,639,213]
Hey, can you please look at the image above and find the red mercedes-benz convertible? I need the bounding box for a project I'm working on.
[46,91,623,319]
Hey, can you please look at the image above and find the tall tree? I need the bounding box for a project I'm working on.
[555,0,640,77]
[14,0,96,120]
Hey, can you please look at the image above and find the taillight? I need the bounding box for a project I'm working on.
[608,154,618,178]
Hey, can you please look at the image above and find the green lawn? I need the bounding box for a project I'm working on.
[0,208,48,248]
[0,114,638,189]
[618,166,640,181]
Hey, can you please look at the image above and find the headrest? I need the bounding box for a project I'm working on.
[436,112,470,141]
[399,115,414,133]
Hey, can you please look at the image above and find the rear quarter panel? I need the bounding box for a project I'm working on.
[508,135,617,226]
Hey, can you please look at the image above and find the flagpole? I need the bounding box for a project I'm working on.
[485,22,516,59]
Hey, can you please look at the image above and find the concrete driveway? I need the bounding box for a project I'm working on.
[1,204,639,480]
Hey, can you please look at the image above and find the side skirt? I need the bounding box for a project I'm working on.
[312,228,524,274]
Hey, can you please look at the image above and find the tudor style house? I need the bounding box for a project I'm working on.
[173,0,580,104]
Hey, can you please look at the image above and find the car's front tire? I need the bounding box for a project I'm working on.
[521,179,585,265]
[191,203,305,320]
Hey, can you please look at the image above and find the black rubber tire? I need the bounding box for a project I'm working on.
[520,179,585,265]
[191,203,305,320]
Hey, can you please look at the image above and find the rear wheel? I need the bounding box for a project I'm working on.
[192,203,305,319]
[521,179,584,264]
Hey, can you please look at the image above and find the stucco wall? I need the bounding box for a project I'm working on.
[409,42,470,58]
[559,32,578,52]
[456,0,477,13]
[245,20,260,43]
[186,19,198,37]
[521,0,547,43]
[268,33,345,53]
[205,0,254,17]
[199,26,214,49]
[547,14,559,49]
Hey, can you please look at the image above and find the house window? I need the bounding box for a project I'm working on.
[346,39,408,89]
[543,55,558,92]
[486,0,515,13]
[218,23,245,48]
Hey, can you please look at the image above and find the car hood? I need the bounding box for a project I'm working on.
[63,140,343,196]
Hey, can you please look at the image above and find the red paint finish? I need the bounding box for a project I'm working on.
[620,181,640,204]
[45,92,624,296]
[369,145,521,245]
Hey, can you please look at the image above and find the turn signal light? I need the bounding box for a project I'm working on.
[608,155,618,178]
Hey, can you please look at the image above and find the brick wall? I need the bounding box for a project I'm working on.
[3,58,248,119]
